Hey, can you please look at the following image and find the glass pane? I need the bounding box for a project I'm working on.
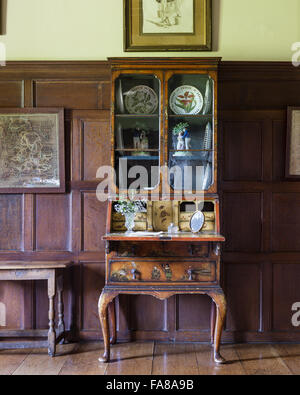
[114,74,160,191]
[167,74,214,191]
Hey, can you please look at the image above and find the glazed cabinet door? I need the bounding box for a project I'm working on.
[164,70,217,196]
[112,70,164,197]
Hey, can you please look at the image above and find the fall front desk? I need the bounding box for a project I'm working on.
[99,200,226,365]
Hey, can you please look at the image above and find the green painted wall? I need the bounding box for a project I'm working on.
[1,0,300,61]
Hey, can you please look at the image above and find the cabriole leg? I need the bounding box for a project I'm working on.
[98,290,117,363]
[108,300,116,345]
[210,289,227,364]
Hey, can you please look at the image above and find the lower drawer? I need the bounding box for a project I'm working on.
[108,260,216,284]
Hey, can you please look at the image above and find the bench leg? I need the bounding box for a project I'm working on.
[48,272,56,357]
[57,274,65,344]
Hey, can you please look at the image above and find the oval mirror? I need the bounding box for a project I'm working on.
[190,210,205,233]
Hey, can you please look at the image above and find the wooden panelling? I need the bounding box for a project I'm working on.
[272,193,300,251]
[272,263,300,331]
[176,295,211,331]
[225,263,261,332]
[81,262,105,332]
[82,192,107,254]
[35,194,70,251]
[0,81,23,107]
[272,120,286,181]
[82,120,111,181]
[128,296,167,332]
[0,195,23,251]
[223,193,262,252]
[223,121,263,181]
[219,80,300,111]
[0,281,24,329]
[34,81,103,109]
[0,61,299,342]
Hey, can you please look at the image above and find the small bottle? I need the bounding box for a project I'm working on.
[168,223,178,234]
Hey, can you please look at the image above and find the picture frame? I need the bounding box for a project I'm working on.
[0,108,65,193]
[286,107,300,178]
[124,0,212,52]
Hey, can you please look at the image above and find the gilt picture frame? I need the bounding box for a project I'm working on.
[0,108,65,193]
[124,0,212,51]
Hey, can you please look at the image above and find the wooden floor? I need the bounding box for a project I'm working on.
[0,342,300,375]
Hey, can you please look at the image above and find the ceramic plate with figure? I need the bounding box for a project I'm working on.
[124,85,158,114]
[170,85,203,115]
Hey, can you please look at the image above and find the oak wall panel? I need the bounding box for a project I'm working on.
[223,192,262,252]
[225,263,261,332]
[176,295,211,331]
[223,121,263,181]
[0,81,23,107]
[35,194,70,251]
[219,80,300,111]
[272,263,300,331]
[128,295,167,332]
[82,192,107,254]
[81,262,105,332]
[82,120,111,181]
[34,81,102,109]
[272,193,300,251]
[0,195,23,251]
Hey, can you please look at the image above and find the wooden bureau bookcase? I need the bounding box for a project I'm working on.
[98,58,227,364]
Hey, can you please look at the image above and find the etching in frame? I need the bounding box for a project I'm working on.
[286,107,300,178]
[0,108,65,193]
[124,0,212,51]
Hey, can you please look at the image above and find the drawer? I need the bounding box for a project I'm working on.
[108,260,216,284]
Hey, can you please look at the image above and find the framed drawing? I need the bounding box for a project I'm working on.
[286,107,300,178]
[0,108,65,193]
[124,0,212,51]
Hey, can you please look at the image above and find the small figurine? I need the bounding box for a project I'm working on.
[176,131,185,151]
[133,128,141,149]
[139,130,149,151]
[173,122,192,157]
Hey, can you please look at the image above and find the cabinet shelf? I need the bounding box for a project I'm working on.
[118,156,159,160]
[168,114,213,118]
[115,114,159,118]
[116,149,159,152]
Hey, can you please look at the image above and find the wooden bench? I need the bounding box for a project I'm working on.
[0,261,72,356]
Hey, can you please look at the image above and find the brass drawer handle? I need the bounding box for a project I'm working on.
[187,267,212,281]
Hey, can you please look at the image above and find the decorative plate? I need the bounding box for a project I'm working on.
[124,85,158,115]
[170,85,203,115]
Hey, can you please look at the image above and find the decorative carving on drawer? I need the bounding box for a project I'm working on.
[109,260,216,284]
[161,263,173,281]
[110,269,129,282]
[151,266,161,280]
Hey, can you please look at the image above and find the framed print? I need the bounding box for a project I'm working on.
[124,0,212,51]
[0,108,65,193]
[286,107,300,178]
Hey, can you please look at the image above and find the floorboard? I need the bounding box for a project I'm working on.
[152,343,199,375]
[0,342,299,375]
[235,344,293,375]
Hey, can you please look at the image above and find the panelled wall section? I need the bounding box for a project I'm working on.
[0,61,299,342]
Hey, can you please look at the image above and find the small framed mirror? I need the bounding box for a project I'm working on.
[189,203,205,233]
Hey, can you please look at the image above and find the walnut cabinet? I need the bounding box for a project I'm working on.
[98,58,227,364]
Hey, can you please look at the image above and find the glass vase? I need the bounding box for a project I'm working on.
[124,212,135,233]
